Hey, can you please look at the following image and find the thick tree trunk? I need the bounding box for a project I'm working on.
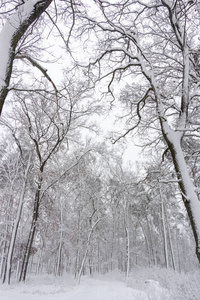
[162,124,200,263]
[0,0,53,115]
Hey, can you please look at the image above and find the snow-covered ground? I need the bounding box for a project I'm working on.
[58,278,148,300]
[0,274,168,300]
[1,268,200,300]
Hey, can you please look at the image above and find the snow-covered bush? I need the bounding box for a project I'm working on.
[127,266,200,300]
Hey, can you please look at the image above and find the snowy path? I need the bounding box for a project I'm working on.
[64,278,147,300]
[0,278,148,300]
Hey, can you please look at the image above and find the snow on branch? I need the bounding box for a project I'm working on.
[0,0,53,115]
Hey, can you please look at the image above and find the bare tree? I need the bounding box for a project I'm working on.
[16,88,75,281]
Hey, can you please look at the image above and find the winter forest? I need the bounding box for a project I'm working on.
[0,1,200,299]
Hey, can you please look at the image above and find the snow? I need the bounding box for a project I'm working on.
[64,278,148,300]
[1,268,200,300]
[162,120,200,243]
[0,0,42,89]
[0,275,162,300]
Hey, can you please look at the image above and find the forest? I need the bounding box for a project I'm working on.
[0,1,200,299]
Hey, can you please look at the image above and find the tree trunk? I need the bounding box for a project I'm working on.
[16,260,20,280]
[110,213,116,272]
[134,5,200,263]
[56,242,63,277]
[166,212,176,271]
[19,177,42,282]
[158,8,200,263]
[3,155,31,284]
[97,241,101,273]
[56,198,64,277]
[175,222,181,272]
[146,216,157,266]
[159,184,169,268]
[74,211,81,279]
[0,0,53,115]
[161,124,200,263]
[36,248,43,275]
[140,222,151,267]
[77,218,101,284]
[124,210,130,278]
[0,180,16,281]
[0,243,7,281]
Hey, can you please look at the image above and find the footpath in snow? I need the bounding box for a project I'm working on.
[63,278,148,300]
[0,277,152,300]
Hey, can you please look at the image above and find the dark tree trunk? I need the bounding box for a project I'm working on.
[19,178,42,282]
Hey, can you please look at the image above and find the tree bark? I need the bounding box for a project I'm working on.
[161,126,200,263]
[19,176,42,282]
[0,0,53,115]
